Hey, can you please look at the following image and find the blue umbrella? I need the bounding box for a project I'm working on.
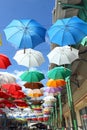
[4,19,46,49]
[47,16,87,46]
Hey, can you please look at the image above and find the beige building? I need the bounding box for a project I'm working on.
[51,0,87,129]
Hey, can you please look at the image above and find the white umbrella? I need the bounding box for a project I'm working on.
[47,45,79,65]
[43,95,56,102]
[0,72,16,85]
[13,48,45,68]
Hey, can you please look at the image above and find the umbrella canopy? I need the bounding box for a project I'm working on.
[20,70,45,82]
[11,90,26,99]
[0,72,16,85]
[0,99,15,108]
[13,99,28,107]
[0,54,11,69]
[27,89,43,98]
[13,48,45,68]
[44,87,63,94]
[1,83,22,94]
[0,90,11,99]
[47,66,71,80]
[46,79,66,87]
[47,46,79,65]
[81,36,87,46]
[24,82,44,89]
[43,95,56,102]
[4,19,46,49]
[47,16,87,46]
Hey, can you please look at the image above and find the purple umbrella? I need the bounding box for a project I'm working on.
[44,87,63,94]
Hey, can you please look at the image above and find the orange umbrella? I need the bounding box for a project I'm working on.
[27,89,43,98]
[24,82,44,89]
[46,79,66,88]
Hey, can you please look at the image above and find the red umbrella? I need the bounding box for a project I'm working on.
[0,99,15,108]
[11,90,26,99]
[1,83,22,94]
[0,54,11,69]
[0,90,11,99]
[13,99,28,107]
[0,109,5,114]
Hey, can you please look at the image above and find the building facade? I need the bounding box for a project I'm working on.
[51,0,87,129]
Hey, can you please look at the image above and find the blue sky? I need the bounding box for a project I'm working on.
[0,0,55,85]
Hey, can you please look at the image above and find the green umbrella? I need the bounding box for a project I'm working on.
[47,66,71,80]
[20,70,45,82]
[81,36,87,46]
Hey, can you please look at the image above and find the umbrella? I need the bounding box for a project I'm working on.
[46,79,66,87]
[47,66,71,80]
[47,16,87,46]
[1,83,22,94]
[47,46,79,65]
[44,87,63,94]
[24,82,44,89]
[27,89,43,98]
[13,48,45,68]
[11,90,26,99]
[0,99,15,108]
[0,72,16,85]
[0,54,11,69]
[81,36,87,46]
[43,95,56,102]
[0,90,11,99]
[20,70,45,82]
[13,99,28,107]
[4,19,46,49]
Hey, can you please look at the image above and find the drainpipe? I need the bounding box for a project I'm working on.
[66,76,78,130]
[58,93,64,130]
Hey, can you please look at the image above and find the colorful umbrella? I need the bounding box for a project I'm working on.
[44,87,63,94]
[47,46,79,65]
[11,90,26,99]
[0,99,15,108]
[20,70,45,82]
[24,82,44,89]
[27,89,43,98]
[46,79,66,87]
[43,95,56,102]
[4,19,46,49]
[47,66,71,80]
[0,90,11,99]
[0,54,11,69]
[1,83,22,94]
[47,16,87,46]
[0,72,16,85]
[13,48,45,68]
[31,99,43,105]
[13,99,28,108]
